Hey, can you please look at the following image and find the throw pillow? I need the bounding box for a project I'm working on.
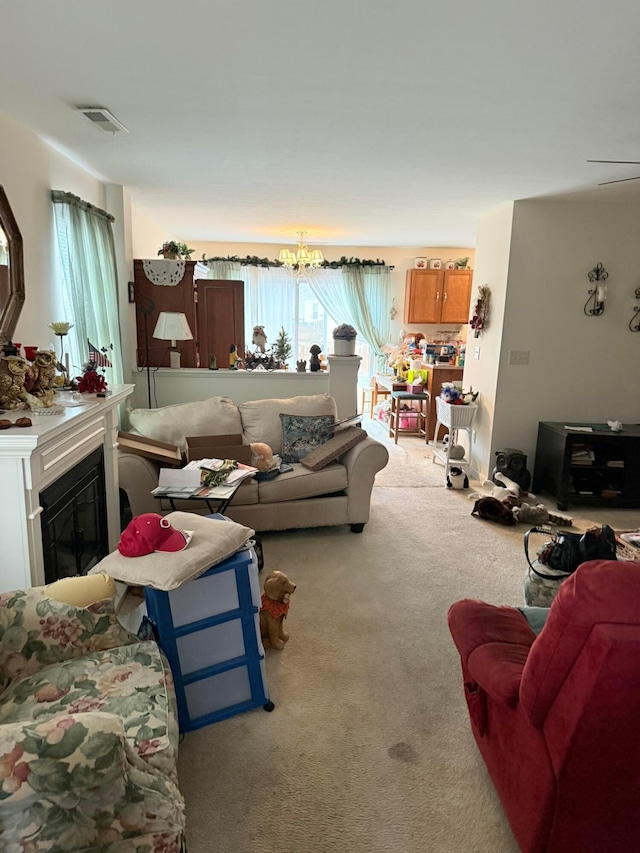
[90,512,255,591]
[239,394,337,454]
[279,414,335,463]
[301,426,367,471]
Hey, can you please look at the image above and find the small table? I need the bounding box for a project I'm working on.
[153,481,242,515]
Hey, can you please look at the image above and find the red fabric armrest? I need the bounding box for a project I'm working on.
[448,599,536,665]
[467,642,531,706]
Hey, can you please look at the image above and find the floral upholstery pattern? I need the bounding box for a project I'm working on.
[0,588,185,852]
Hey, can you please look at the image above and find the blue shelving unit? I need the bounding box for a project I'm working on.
[144,547,273,732]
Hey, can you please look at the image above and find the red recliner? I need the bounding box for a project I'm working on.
[448,559,640,853]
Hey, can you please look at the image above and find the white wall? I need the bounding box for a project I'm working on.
[491,197,640,469]
[462,203,514,477]
[0,110,105,352]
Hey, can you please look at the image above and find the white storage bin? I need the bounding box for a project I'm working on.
[176,618,245,674]
[185,666,252,719]
[169,568,239,627]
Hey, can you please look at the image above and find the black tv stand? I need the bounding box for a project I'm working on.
[532,422,640,511]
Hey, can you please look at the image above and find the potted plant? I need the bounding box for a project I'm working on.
[332,323,358,356]
[158,241,195,260]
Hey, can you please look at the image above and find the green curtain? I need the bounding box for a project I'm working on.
[308,265,391,358]
[51,191,123,383]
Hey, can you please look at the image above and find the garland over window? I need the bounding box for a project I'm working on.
[202,254,393,269]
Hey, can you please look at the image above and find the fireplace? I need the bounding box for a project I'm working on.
[40,446,109,583]
[0,384,133,593]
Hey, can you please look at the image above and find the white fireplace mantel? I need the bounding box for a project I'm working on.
[0,385,134,593]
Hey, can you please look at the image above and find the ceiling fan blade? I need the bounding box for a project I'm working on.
[598,175,640,185]
[588,159,640,164]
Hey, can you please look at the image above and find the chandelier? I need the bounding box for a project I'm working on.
[278,231,324,278]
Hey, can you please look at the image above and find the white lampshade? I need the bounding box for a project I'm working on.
[310,249,324,264]
[152,312,194,342]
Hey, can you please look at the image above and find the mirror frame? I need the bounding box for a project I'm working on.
[0,185,25,346]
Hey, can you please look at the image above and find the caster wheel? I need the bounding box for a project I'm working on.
[263,701,275,712]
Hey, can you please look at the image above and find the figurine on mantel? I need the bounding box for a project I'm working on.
[252,325,267,353]
[0,356,31,409]
[229,344,239,370]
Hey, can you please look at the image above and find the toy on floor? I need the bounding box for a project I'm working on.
[260,570,296,650]
[447,467,469,489]
[442,435,465,460]
[471,471,572,526]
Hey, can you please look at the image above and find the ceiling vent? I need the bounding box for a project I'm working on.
[78,107,128,134]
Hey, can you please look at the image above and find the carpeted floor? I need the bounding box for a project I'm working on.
[177,421,638,853]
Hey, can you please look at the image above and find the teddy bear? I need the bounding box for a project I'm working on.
[250,442,279,473]
[259,571,297,650]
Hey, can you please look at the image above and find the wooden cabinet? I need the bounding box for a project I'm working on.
[533,422,640,510]
[195,279,245,370]
[405,268,473,325]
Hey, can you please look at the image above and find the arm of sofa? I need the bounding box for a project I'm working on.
[0,712,185,849]
[0,588,137,690]
[118,449,162,517]
[340,435,389,526]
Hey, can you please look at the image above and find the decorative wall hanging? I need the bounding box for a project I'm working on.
[469,284,491,338]
[629,288,640,332]
[584,262,608,316]
[142,259,186,286]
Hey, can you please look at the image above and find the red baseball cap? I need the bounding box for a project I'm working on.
[118,513,192,558]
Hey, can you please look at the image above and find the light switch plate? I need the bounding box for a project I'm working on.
[509,349,530,365]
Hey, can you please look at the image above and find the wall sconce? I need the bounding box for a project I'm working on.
[629,288,640,332]
[584,262,608,316]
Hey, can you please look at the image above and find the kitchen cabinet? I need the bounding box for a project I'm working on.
[533,422,640,511]
[405,268,473,325]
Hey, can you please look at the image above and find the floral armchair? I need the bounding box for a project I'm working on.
[0,586,185,853]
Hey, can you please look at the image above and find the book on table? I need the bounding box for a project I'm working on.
[152,458,258,499]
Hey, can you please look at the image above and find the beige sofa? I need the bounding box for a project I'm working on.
[118,393,388,533]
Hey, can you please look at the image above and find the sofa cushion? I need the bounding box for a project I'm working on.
[129,396,241,452]
[0,641,179,781]
[92,512,254,591]
[239,393,337,455]
[257,461,348,503]
[280,413,335,463]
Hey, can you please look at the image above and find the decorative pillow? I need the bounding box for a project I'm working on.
[239,394,337,454]
[301,426,367,471]
[279,414,335,463]
[129,396,241,452]
[90,512,255,590]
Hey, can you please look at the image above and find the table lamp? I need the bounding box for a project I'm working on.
[152,312,193,369]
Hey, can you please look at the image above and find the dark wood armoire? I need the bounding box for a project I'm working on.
[132,261,244,369]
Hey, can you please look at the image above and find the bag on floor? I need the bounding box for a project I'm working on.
[525,524,617,577]
[523,524,617,607]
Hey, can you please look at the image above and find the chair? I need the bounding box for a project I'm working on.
[448,560,640,853]
[370,377,392,417]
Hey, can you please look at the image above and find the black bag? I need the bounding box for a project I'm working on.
[524,524,617,580]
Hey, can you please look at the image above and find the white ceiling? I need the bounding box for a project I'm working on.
[2,0,640,247]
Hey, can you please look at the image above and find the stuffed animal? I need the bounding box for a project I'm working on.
[252,325,267,352]
[250,442,278,472]
[442,435,465,460]
[471,472,572,526]
[259,570,296,650]
[447,467,469,489]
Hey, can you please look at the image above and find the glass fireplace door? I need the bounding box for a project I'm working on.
[40,446,108,583]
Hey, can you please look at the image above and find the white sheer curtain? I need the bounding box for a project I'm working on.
[52,191,123,383]
[206,260,242,280]
[242,266,298,358]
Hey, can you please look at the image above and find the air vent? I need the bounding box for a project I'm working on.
[78,107,128,133]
